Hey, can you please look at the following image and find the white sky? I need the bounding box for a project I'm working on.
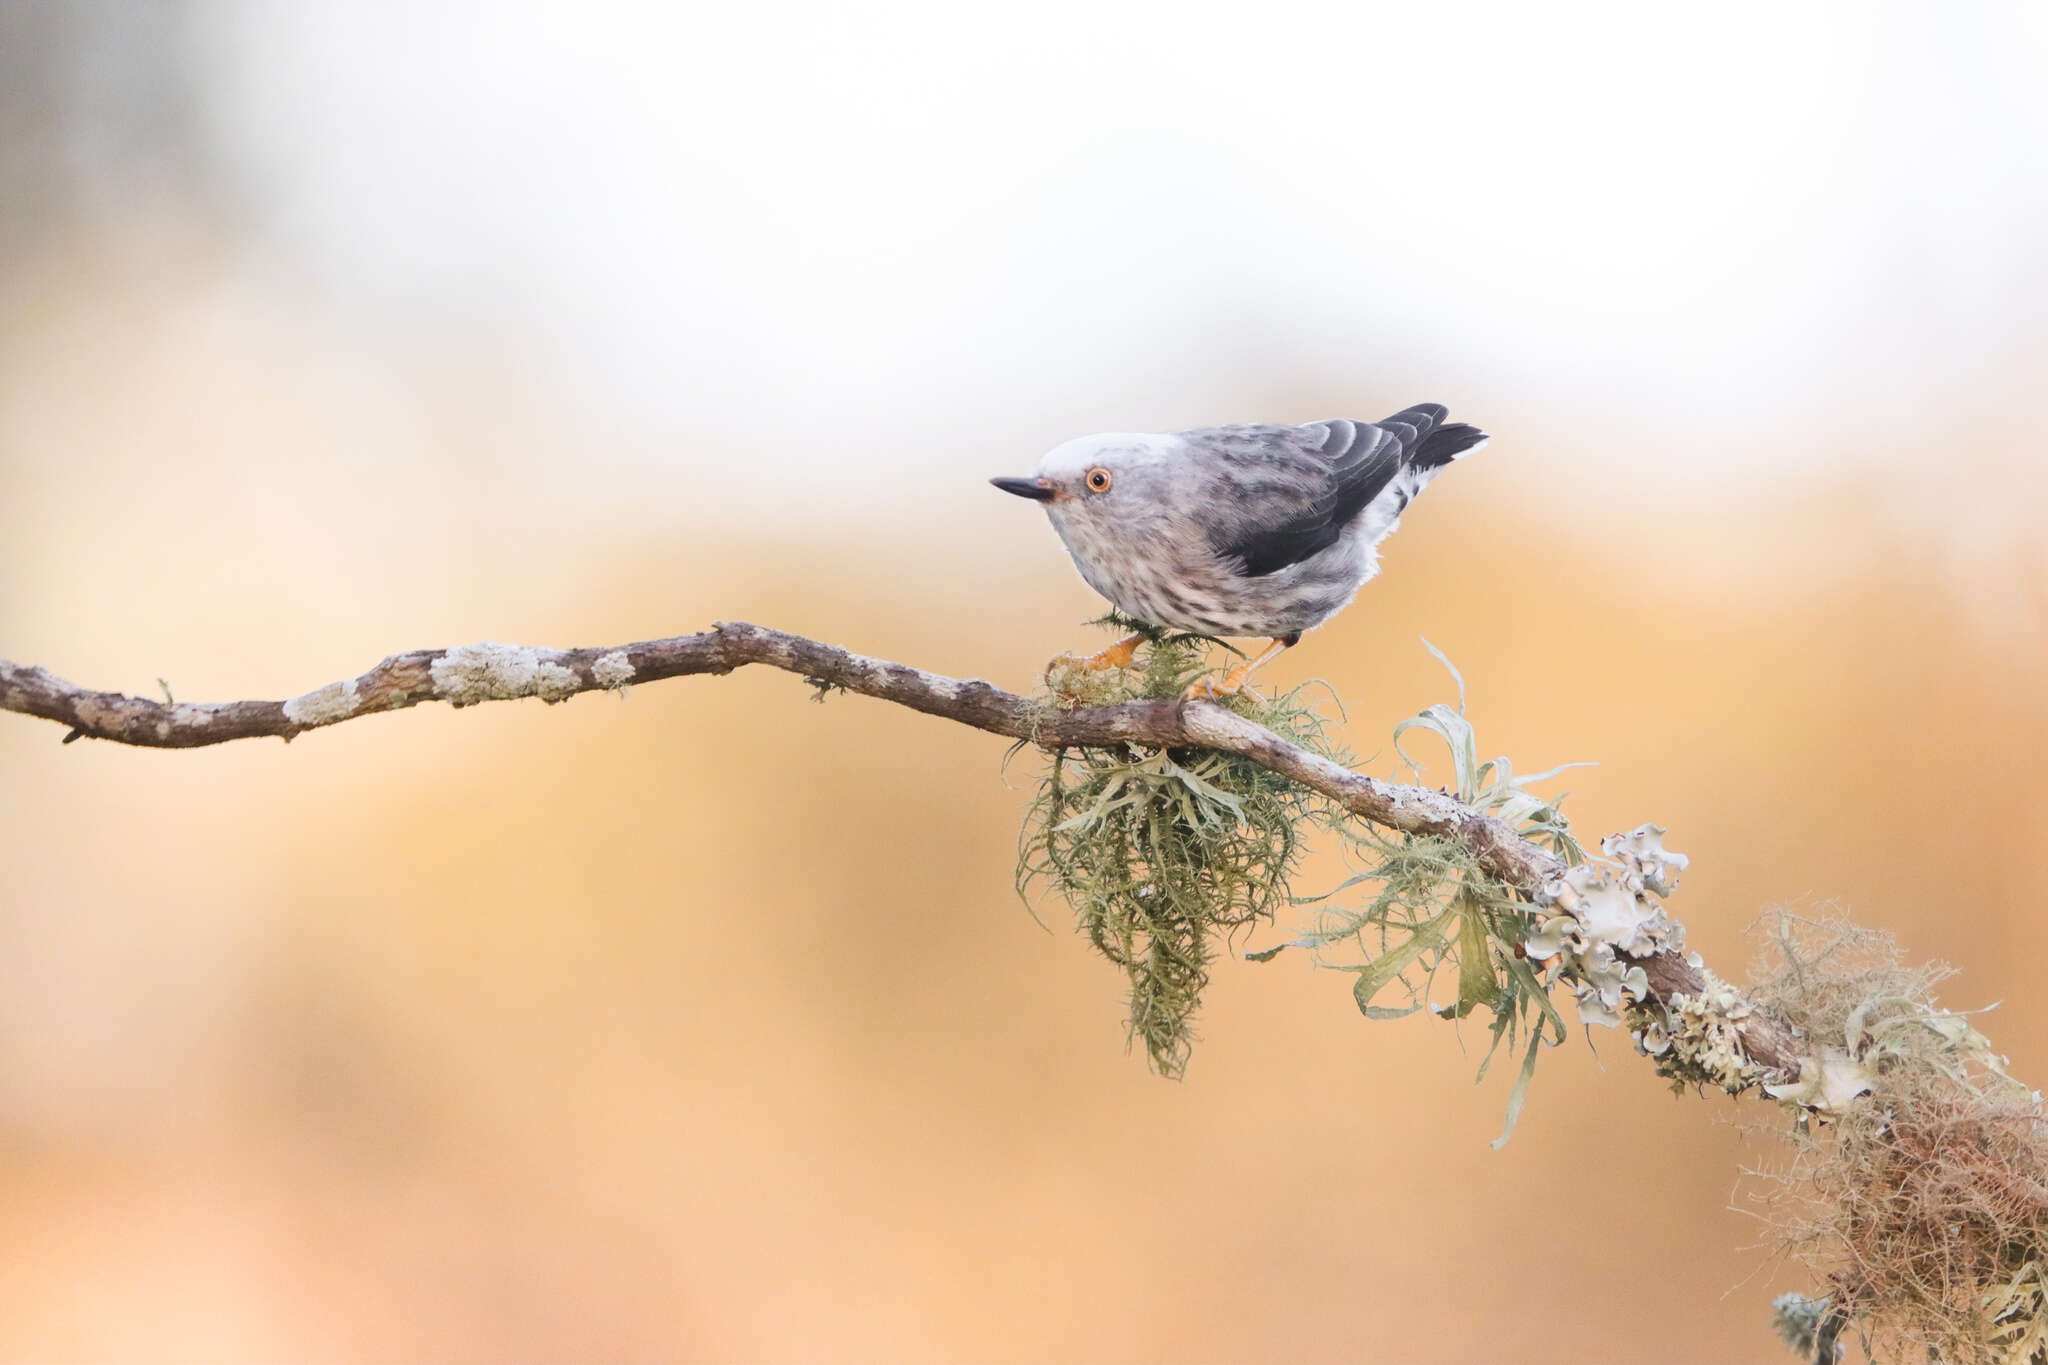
[172,1,2048,490]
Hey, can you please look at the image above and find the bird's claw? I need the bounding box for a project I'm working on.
[1183,675,1263,703]
[1044,652,1107,678]
[1043,632,1146,682]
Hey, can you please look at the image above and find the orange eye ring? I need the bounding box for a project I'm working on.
[1085,467,1113,493]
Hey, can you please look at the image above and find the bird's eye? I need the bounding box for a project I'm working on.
[1085,468,1113,493]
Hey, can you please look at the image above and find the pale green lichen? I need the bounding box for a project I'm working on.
[1014,624,2048,1359]
[1764,1047,1878,1114]
[1625,967,1770,1093]
[1017,621,1342,1077]
[1746,912,2015,1119]
[1604,822,1689,897]
[1296,648,1599,1144]
[1527,829,1688,1032]
[1746,913,2048,1365]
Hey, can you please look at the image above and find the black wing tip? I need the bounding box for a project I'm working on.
[1409,421,1488,470]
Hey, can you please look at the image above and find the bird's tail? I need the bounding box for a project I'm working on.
[1412,421,1488,469]
[1382,402,1489,471]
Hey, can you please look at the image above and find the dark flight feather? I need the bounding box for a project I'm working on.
[1212,404,1483,578]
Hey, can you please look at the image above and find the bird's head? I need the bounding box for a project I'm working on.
[990,433,1179,526]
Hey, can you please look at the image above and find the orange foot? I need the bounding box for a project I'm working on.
[1184,673,1264,703]
[1180,634,1299,702]
[1044,631,1145,681]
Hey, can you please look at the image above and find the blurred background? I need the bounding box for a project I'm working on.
[2,1,2044,1359]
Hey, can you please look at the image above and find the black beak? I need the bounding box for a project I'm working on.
[990,476,1055,502]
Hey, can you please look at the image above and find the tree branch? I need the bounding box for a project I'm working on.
[0,620,1802,1077]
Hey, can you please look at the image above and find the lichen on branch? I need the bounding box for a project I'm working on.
[1744,913,2046,1364]
[7,617,2036,1354]
[1015,629,1343,1075]
[1011,629,2045,1357]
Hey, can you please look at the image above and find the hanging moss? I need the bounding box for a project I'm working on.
[1015,620,1343,1077]
[1745,912,2045,1365]
[1017,623,1587,1124]
[1014,621,2046,1359]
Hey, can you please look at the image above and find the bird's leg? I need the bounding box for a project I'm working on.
[1044,631,1147,681]
[1184,633,1300,701]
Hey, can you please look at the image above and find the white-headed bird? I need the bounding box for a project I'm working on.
[992,403,1488,698]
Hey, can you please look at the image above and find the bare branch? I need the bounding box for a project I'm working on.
[0,619,1801,1075]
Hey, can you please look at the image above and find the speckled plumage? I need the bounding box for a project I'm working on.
[996,404,1488,639]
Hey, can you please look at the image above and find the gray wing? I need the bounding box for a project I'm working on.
[1196,407,1451,577]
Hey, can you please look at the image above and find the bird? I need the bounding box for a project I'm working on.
[991,403,1488,699]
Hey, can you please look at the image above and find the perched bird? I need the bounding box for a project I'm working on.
[992,403,1488,698]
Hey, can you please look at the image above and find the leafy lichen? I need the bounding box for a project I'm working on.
[1301,654,1594,1145]
[1014,621,2044,1359]
[1018,626,1596,1137]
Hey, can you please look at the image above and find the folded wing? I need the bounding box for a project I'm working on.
[1204,404,1485,578]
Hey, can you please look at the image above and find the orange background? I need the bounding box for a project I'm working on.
[4,6,2047,1361]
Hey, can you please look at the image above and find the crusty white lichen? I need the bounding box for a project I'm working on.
[592,650,635,690]
[430,642,581,707]
[282,678,361,727]
[1628,968,1770,1093]
[1527,827,1769,1087]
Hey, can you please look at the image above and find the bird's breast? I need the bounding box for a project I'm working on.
[1048,511,1248,634]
